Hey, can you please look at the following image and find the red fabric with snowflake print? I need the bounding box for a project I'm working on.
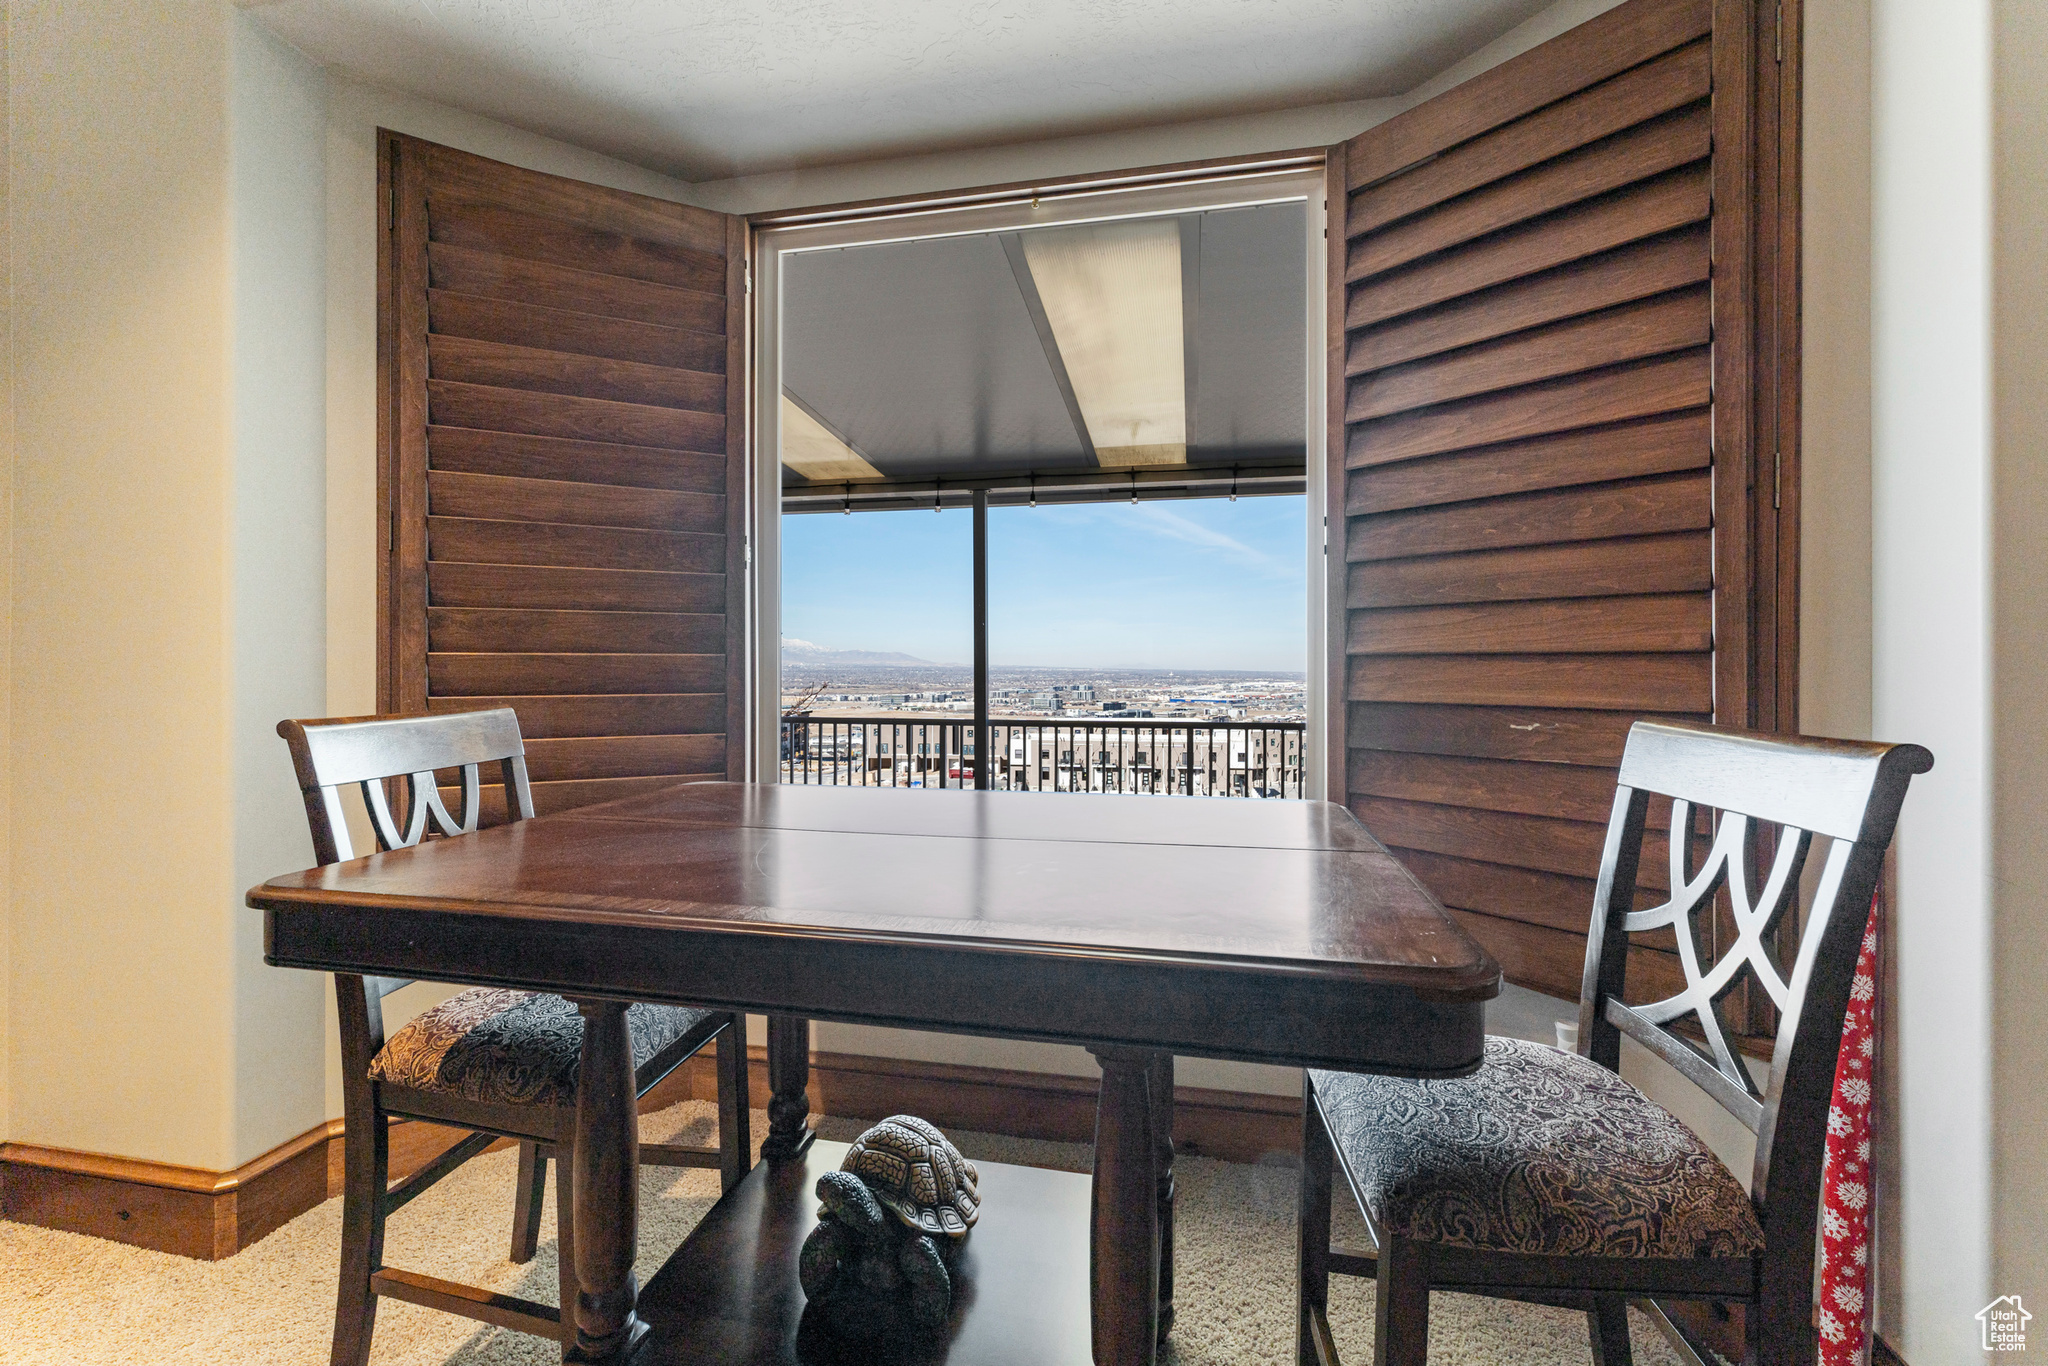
[1817,890,1880,1364]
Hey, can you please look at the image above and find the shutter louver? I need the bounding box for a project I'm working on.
[380,136,746,818]
[1329,0,1767,1005]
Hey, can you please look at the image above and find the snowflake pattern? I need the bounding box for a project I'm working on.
[1819,890,1882,1366]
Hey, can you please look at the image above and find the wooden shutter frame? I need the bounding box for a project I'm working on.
[1325,0,1803,1015]
[1325,0,1800,789]
[377,132,749,803]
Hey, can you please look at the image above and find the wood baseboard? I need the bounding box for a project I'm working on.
[0,1120,340,1260]
[657,1046,1303,1165]
[1,1045,1302,1259]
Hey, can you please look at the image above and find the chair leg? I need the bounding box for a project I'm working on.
[510,1140,547,1264]
[331,1111,390,1366]
[1297,1083,1337,1366]
[715,1015,751,1193]
[1372,1233,1429,1366]
[555,1130,578,1347]
[1588,1293,1634,1366]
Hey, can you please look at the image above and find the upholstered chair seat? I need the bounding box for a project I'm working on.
[370,988,721,1107]
[1310,1036,1764,1260]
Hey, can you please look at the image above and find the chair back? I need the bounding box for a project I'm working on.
[277,708,535,866]
[277,708,536,1060]
[1575,721,1929,1288]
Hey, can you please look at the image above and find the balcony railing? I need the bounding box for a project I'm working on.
[779,714,1306,798]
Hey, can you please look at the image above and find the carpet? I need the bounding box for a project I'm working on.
[0,1102,1691,1364]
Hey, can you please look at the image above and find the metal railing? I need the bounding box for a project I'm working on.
[779,714,1306,798]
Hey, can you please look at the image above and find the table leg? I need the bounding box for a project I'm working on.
[1148,1051,1175,1344]
[761,1014,815,1161]
[566,1000,647,1364]
[1088,1046,1159,1366]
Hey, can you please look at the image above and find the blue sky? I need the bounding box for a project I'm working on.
[780,495,1307,671]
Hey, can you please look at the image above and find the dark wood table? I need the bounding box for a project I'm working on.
[254,782,1498,1365]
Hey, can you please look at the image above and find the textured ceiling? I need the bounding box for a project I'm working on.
[242,0,1558,181]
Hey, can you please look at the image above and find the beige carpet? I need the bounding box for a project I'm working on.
[0,1102,1689,1365]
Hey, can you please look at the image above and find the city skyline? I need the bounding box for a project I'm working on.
[779,495,1308,672]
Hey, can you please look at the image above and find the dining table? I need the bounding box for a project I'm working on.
[252,780,1500,1365]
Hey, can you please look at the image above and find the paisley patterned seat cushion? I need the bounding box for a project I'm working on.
[370,988,717,1107]
[1311,1036,1764,1259]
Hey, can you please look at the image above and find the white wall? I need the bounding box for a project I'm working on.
[8,0,241,1170]
[3,2,363,1170]
[1988,0,2048,1332]
[228,11,332,1167]
[1871,0,1996,1357]
[1828,0,2048,1352]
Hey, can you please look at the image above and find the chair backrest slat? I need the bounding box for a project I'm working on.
[1575,720,1930,1255]
[277,708,537,1054]
[1605,997,1765,1129]
[277,708,535,866]
[1616,723,1900,842]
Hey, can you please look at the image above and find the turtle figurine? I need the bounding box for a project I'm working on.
[797,1116,980,1341]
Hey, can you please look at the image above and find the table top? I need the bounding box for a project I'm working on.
[256,783,1499,1074]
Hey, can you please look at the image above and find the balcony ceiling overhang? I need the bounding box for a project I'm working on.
[240,0,1560,183]
[781,201,1310,512]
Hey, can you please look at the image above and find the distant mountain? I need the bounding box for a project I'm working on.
[781,638,941,666]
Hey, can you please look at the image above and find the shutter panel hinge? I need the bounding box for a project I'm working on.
[1775,3,1783,62]
[1773,449,1782,509]
[746,263,754,295]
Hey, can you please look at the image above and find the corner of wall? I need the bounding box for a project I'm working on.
[227,9,332,1166]
[1870,0,1997,1355]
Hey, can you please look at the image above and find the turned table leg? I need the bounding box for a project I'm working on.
[1148,1051,1175,1344]
[761,1013,814,1161]
[566,999,647,1364]
[1089,1046,1160,1366]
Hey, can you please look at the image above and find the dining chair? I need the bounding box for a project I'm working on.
[277,708,752,1366]
[1295,720,1931,1366]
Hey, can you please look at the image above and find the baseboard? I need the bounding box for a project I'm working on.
[660,1046,1304,1165]
[0,1120,340,1260]
[1,1045,1302,1259]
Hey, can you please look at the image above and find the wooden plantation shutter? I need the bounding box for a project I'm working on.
[379,135,746,818]
[1327,0,1796,1015]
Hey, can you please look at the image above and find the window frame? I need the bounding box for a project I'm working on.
[745,158,1332,788]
